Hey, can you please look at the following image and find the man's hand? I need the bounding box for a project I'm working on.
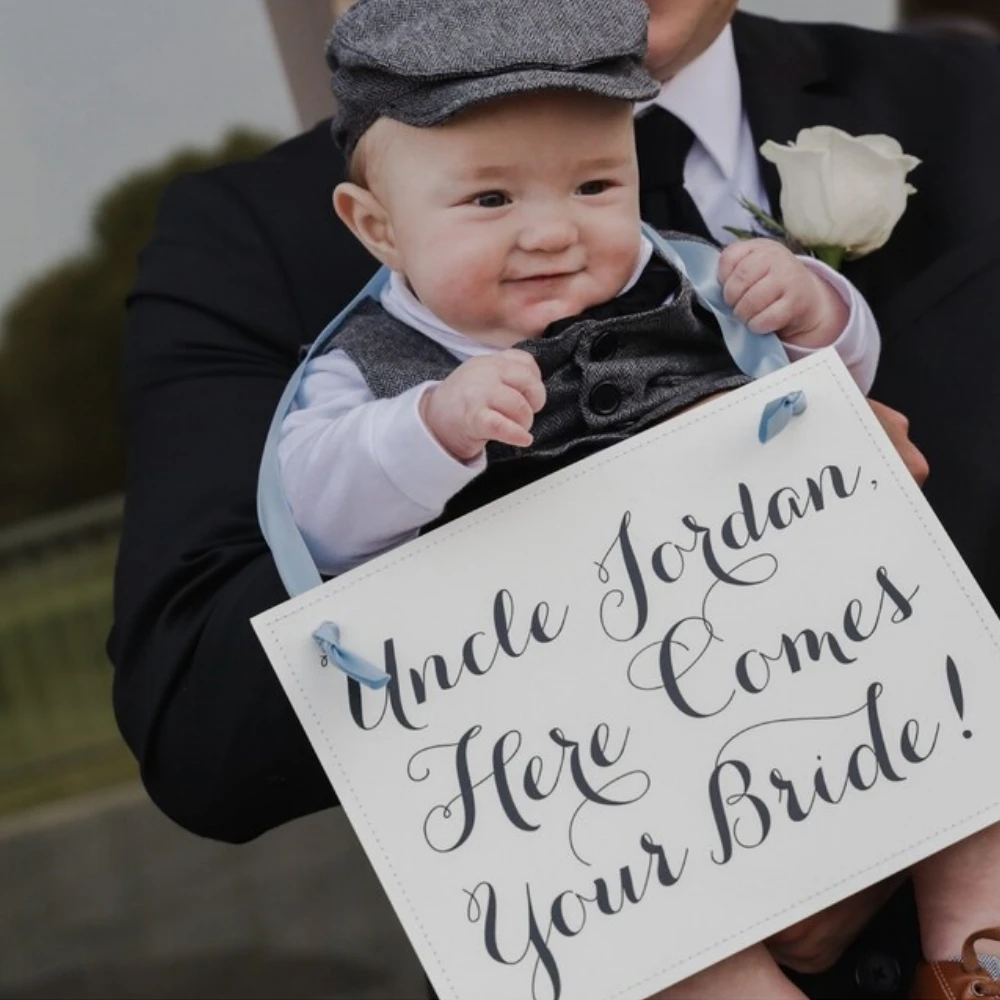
[767,874,907,974]
[868,399,930,486]
[420,350,546,461]
[719,239,848,349]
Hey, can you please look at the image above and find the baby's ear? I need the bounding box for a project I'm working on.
[333,183,400,269]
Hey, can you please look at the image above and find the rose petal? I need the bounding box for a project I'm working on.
[761,142,838,247]
[856,134,922,175]
[856,133,905,158]
[793,125,855,152]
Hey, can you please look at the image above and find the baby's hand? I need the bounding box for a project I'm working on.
[719,239,848,349]
[420,350,546,461]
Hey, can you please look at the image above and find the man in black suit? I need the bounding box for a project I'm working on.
[110,3,1000,996]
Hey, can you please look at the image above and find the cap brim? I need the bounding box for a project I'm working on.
[383,63,661,128]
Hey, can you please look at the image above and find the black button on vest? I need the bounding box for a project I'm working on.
[589,381,622,414]
[635,106,715,243]
[590,331,618,362]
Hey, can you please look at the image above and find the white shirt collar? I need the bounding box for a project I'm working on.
[380,234,655,358]
[637,23,743,181]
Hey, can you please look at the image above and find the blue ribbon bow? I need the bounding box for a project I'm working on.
[758,390,808,444]
[312,621,389,690]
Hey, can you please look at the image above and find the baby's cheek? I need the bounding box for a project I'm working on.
[598,225,646,294]
[416,257,502,331]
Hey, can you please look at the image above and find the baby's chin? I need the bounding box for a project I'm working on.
[435,278,623,347]
[510,290,612,341]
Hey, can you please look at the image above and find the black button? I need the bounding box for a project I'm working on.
[854,951,902,996]
[590,331,618,362]
[589,382,622,415]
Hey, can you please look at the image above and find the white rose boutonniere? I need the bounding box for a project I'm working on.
[730,126,922,270]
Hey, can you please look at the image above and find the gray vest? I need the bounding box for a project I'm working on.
[324,250,749,522]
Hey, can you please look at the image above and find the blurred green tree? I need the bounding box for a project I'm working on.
[0,128,278,527]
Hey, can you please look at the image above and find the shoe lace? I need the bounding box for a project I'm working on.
[961,928,1000,996]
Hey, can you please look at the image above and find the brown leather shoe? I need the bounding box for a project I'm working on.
[910,928,1000,999]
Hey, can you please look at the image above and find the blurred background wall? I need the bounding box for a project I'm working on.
[0,1,994,998]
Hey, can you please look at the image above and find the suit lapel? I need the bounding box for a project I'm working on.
[731,13,858,221]
[730,12,934,313]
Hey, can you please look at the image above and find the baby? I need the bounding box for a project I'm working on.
[277,0,1000,997]
[280,6,879,578]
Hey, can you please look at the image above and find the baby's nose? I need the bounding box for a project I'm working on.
[518,215,578,254]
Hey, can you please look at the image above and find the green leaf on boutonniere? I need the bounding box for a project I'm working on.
[722,226,759,241]
[728,196,810,255]
[737,196,789,241]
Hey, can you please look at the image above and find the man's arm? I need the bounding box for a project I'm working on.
[110,169,342,842]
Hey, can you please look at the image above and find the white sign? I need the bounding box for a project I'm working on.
[253,350,1000,1000]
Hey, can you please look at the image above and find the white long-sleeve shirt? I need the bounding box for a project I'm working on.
[279,237,880,576]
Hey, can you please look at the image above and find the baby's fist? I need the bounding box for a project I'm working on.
[719,239,847,349]
[420,350,546,461]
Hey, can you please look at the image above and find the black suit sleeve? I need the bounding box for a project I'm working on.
[109,170,336,842]
[873,230,1000,614]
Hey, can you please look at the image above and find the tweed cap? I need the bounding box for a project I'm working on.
[326,0,661,156]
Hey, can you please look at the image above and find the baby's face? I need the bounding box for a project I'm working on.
[365,91,642,347]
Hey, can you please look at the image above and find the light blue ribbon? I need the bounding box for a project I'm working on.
[640,225,791,381]
[312,621,389,690]
[640,226,806,445]
[257,268,390,599]
[758,390,808,443]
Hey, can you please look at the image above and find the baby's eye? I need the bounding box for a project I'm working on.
[473,191,511,209]
[577,180,612,196]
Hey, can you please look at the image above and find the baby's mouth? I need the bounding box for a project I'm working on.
[509,269,581,284]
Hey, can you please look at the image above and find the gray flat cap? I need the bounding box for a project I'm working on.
[326,0,662,157]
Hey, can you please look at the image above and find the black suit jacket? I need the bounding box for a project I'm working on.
[110,13,1000,998]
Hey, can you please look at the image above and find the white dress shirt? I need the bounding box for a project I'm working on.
[637,23,771,247]
[279,26,881,576]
